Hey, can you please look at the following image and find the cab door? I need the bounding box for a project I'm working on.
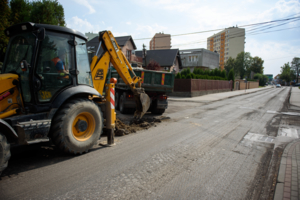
[35,31,74,102]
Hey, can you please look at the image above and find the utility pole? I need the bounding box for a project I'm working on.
[297,58,300,83]
[142,44,147,68]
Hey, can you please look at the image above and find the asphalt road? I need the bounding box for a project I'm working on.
[0,87,291,199]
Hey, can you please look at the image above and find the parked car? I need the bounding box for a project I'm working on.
[293,83,300,87]
[276,84,281,88]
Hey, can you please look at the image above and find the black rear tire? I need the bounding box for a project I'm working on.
[50,98,103,154]
[0,133,11,175]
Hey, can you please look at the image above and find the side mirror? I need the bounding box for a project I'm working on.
[20,60,29,72]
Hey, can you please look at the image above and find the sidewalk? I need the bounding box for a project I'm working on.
[289,87,300,111]
[274,87,300,200]
[168,86,273,103]
[274,140,300,200]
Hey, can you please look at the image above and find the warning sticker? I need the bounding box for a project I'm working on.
[94,69,104,80]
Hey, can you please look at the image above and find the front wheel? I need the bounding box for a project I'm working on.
[50,99,103,154]
[0,133,11,175]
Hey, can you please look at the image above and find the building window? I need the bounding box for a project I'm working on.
[126,50,131,61]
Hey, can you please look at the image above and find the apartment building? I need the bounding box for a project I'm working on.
[207,27,245,70]
[149,32,171,50]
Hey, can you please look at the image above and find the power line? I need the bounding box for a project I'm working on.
[151,25,300,49]
[264,56,300,61]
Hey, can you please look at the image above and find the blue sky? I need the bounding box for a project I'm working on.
[60,0,300,77]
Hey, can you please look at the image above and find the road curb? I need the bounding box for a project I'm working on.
[168,87,273,103]
[274,140,300,200]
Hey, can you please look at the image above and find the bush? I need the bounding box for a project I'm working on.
[221,70,226,79]
[175,69,228,81]
[186,74,192,79]
[254,73,268,86]
[175,73,181,79]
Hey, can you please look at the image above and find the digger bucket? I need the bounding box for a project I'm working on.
[133,88,151,119]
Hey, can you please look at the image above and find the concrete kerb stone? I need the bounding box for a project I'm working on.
[168,86,272,103]
[274,183,284,200]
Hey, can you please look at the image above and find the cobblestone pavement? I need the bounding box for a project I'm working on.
[275,140,300,200]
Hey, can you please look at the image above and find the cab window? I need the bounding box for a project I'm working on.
[3,32,35,102]
[35,31,74,102]
[75,37,92,86]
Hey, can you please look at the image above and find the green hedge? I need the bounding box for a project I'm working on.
[175,68,227,81]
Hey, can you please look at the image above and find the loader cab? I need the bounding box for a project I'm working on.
[2,22,93,113]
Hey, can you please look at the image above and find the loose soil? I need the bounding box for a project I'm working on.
[114,116,170,136]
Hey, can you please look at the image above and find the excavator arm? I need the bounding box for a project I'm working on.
[90,31,150,118]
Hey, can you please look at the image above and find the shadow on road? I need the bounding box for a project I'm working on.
[0,142,107,180]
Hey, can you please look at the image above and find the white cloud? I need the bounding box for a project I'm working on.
[114,32,129,37]
[246,38,300,75]
[72,0,96,14]
[126,22,132,25]
[66,16,101,34]
[136,23,168,37]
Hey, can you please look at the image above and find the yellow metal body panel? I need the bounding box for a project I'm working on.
[101,31,140,87]
[0,73,19,94]
[91,52,110,95]
[0,108,18,119]
[89,31,143,95]
[0,73,23,118]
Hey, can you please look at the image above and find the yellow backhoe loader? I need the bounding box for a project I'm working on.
[0,22,150,175]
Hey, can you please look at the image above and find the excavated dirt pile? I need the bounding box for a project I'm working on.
[114,116,169,136]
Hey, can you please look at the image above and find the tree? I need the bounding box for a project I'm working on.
[224,57,235,76]
[30,0,66,26]
[10,0,32,25]
[227,68,235,88]
[249,56,264,75]
[291,57,300,83]
[279,62,295,84]
[235,52,252,79]
[146,60,160,71]
[254,73,268,86]
[0,0,11,61]
[0,0,66,62]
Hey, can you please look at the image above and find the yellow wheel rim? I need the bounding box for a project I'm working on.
[72,112,96,141]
